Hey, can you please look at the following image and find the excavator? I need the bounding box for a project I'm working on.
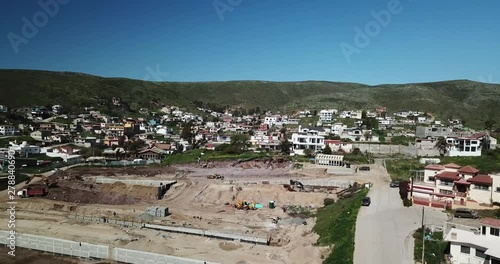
[235,200,257,210]
[25,174,57,188]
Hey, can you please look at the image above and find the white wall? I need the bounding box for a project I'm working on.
[449,243,488,264]
[469,185,492,205]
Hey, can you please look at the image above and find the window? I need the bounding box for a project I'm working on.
[476,249,486,258]
[461,246,470,254]
[491,227,500,236]
[465,147,470,151]
[440,189,453,195]
[474,185,489,190]
[482,226,487,235]
[428,176,435,182]
[496,187,500,192]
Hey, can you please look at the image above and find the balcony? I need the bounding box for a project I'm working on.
[455,192,467,198]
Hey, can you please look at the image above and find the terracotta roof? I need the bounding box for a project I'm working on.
[453,179,471,185]
[424,164,445,171]
[457,165,479,174]
[467,174,493,185]
[480,218,500,228]
[435,171,460,181]
[443,163,461,169]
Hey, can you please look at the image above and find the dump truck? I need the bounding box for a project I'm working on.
[17,185,48,198]
[207,173,224,180]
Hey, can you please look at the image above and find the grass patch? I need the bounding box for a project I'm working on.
[385,159,423,181]
[439,149,500,174]
[299,116,320,126]
[162,149,270,165]
[314,188,369,264]
[413,228,447,264]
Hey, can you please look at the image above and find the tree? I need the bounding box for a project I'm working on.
[485,120,496,132]
[280,139,292,155]
[230,134,250,153]
[434,136,448,156]
[118,135,126,147]
[181,122,194,144]
[361,110,367,119]
[325,134,341,140]
[322,145,333,155]
[304,148,313,158]
[280,127,287,135]
[126,139,144,157]
[248,130,255,136]
[313,110,317,116]
[364,131,372,141]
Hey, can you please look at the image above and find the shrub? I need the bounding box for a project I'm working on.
[324,198,336,206]
[403,199,413,207]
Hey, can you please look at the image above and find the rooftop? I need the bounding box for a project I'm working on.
[425,164,445,171]
[435,171,460,181]
[480,218,500,228]
[467,174,493,186]
[443,163,461,169]
[457,165,479,174]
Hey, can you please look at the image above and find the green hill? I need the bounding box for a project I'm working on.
[0,69,499,129]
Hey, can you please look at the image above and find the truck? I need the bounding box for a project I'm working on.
[17,185,48,198]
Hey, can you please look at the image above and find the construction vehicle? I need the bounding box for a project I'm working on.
[25,174,57,188]
[235,200,257,210]
[207,173,224,180]
[17,185,48,198]
[284,180,304,192]
[25,174,44,184]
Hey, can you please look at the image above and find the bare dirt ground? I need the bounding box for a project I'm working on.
[0,159,360,264]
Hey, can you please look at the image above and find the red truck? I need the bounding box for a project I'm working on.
[17,185,48,198]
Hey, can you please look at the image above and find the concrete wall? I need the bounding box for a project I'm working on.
[0,230,108,259]
[351,143,442,157]
[0,230,219,264]
[144,224,269,245]
[95,176,176,187]
[113,247,219,264]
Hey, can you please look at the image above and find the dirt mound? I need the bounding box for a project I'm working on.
[99,182,157,200]
[44,187,139,205]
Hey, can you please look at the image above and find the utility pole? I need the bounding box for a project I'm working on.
[421,206,425,264]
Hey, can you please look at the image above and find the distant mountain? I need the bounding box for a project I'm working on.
[0,69,499,129]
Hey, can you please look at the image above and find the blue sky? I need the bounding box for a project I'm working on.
[1,0,499,85]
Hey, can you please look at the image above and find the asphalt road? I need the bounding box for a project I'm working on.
[353,160,448,264]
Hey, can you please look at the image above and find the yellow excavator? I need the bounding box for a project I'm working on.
[25,174,57,188]
[235,200,256,210]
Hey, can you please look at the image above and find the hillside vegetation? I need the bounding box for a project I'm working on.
[1,69,499,128]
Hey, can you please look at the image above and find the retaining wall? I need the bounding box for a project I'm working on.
[0,230,219,264]
[144,224,269,245]
[95,176,176,187]
[0,230,108,259]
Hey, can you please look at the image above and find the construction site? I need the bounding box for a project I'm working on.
[0,158,374,264]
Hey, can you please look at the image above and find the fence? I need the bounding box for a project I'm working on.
[0,230,108,259]
[0,230,219,264]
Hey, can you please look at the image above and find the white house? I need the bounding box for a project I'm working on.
[319,109,336,123]
[291,126,325,155]
[445,218,500,264]
[324,139,353,153]
[446,135,483,157]
[0,125,16,136]
[8,141,41,156]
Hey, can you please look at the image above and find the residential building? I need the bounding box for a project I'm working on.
[415,126,453,139]
[9,141,41,156]
[137,148,163,160]
[0,125,16,136]
[445,218,500,264]
[319,109,336,122]
[291,126,325,155]
[414,163,500,207]
[324,139,353,153]
[446,135,482,157]
[30,130,52,141]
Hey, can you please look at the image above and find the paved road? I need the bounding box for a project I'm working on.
[354,160,448,264]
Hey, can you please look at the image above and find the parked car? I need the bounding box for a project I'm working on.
[454,208,479,219]
[359,166,370,171]
[362,197,371,206]
[390,181,400,188]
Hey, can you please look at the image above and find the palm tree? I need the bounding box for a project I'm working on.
[434,136,448,156]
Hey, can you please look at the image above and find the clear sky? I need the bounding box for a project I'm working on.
[1,0,499,85]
